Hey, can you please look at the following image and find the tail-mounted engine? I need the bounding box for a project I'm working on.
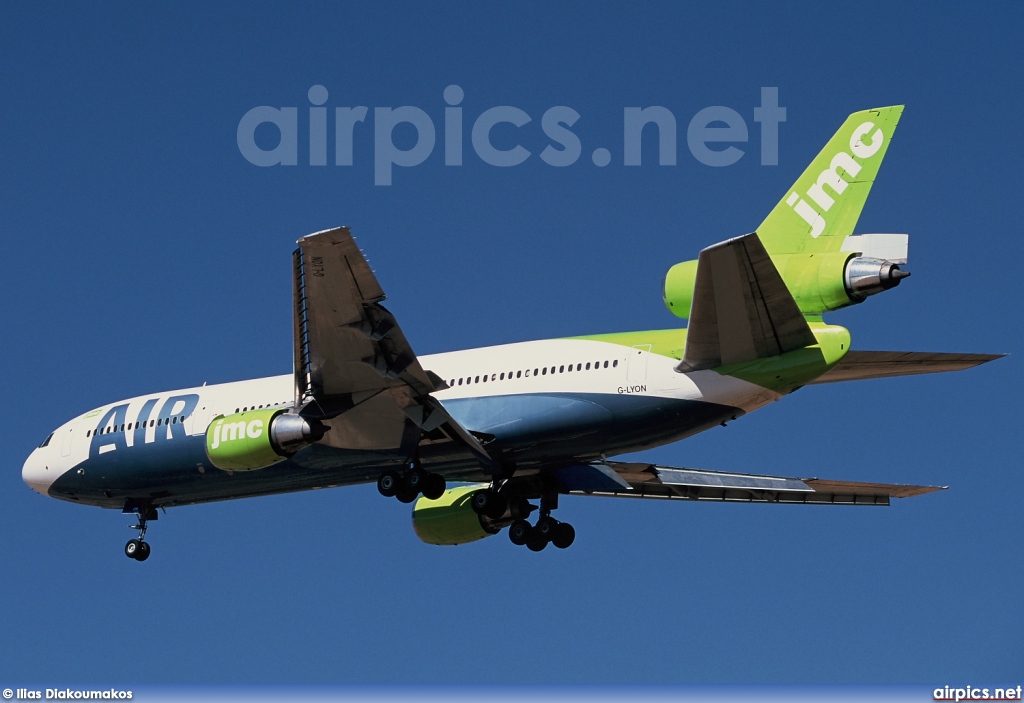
[844,256,910,300]
[664,233,910,318]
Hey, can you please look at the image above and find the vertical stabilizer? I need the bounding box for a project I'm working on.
[758,106,904,255]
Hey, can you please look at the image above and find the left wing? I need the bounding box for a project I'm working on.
[554,461,942,506]
[293,227,493,465]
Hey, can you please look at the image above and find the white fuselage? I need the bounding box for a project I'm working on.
[23,337,778,508]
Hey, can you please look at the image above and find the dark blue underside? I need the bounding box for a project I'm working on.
[49,392,740,509]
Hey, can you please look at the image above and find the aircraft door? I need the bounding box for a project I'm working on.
[61,426,74,457]
[189,402,211,437]
[627,344,652,387]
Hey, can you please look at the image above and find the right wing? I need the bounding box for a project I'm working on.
[554,461,942,506]
[292,227,493,466]
[293,227,438,412]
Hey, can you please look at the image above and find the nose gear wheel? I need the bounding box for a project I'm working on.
[124,506,157,561]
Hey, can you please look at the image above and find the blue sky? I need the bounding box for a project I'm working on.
[1,2,1021,685]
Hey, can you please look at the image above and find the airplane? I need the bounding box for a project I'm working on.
[22,105,1002,561]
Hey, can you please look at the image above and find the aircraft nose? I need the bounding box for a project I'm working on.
[22,450,57,495]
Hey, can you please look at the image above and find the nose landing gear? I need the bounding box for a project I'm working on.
[124,505,157,561]
[125,538,150,561]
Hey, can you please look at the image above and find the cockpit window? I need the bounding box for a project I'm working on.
[38,432,54,448]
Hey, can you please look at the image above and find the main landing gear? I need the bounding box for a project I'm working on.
[472,485,576,552]
[377,462,446,503]
[508,516,575,552]
[124,506,156,561]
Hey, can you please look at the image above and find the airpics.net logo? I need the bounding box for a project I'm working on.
[236,85,787,185]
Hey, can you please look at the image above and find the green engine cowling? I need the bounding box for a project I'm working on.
[663,251,907,318]
[412,485,502,546]
[662,259,698,318]
[205,408,325,472]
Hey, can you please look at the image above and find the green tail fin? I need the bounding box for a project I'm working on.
[758,106,904,255]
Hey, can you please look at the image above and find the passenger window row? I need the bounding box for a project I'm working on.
[85,401,289,438]
[448,359,619,388]
[88,416,187,437]
[234,402,289,413]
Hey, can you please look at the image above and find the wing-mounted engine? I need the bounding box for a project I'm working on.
[411,485,507,545]
[205,408,327,472]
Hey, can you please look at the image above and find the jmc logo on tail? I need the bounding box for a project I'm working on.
[786,121,885,237]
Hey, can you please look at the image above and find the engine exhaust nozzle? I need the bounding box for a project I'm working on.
[845,257,910,300]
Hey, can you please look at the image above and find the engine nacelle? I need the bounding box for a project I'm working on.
[205,408,325,472]
[664,251,909,318]
[662,259,698,319]
[412,485,503,546]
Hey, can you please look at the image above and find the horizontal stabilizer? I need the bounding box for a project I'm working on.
[809,350,1004,384]
[681,233,817,371]
[558,461,943,506]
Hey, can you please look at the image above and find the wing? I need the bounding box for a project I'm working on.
[807,350,1004,384]
[552,461,942,506]
[292,226,492,465]
[680,232,817,371]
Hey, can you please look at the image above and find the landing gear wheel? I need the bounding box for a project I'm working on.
[135,541,151,561]
[404,467,427,494]
[526,534,548,552]
[535,516,558,541]
[485,492,507,520]
[395,489,418,504]
[470,489,490,515]
[471,489,508,519]
[422,473,446,501]
[551,522,576,549]
[508,519,532,546]
[124,505,155,562]
[377,470,401,497]
[125,539,143,560]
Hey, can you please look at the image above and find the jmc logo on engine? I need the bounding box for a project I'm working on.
[209,418,266,449]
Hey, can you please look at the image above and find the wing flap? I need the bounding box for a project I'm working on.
[558,461,942,506]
